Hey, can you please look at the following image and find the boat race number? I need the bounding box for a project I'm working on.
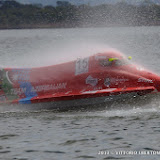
[75,58,89,75]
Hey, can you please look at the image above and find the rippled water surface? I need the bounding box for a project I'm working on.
[0,27,160,160]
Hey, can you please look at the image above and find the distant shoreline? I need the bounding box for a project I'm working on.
[0,23,160,30]
[0,1,160,30]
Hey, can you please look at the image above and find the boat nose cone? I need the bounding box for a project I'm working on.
[153,75,160,92]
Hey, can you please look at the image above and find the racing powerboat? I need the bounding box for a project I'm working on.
[0,49,160,109]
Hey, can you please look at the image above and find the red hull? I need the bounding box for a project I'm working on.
[0,49,159,106]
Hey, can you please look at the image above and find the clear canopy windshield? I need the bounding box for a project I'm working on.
[99,58,130,67]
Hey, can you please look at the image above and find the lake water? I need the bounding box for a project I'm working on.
[0,26,160,160]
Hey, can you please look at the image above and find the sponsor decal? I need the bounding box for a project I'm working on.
[110,78,129,83]
[104,78,110,87]
[11,83,67,95]
[11,87,27,95]
[138,78,153,83]
[104,77,128,87]
[75,57,89,75]
[86,75,98,87]
[11,69,30,83]
[6,69,35,103]
[0,69,18,101]
[0,95,6,102]
[6,71,13,84]
[0,68,67,103]
[31,83,67,92]
[19,81,37,98]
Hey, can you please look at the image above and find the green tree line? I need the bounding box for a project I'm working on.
[0,0,160,29]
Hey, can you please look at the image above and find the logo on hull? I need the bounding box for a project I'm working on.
[86,75,98,87]
[104,78,110,87]
[138,78,153,83]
